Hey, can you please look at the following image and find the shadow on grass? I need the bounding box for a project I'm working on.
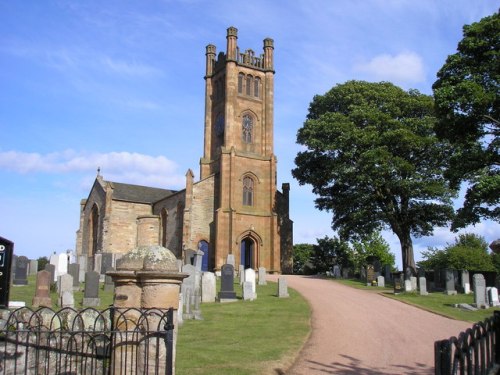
[278,354,433,375]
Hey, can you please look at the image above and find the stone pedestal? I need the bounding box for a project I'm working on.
[107,245,187,375]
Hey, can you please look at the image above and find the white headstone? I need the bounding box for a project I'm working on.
[377,275,385,288]
[245,268,256,295]
[226,254,235,267]
[404,279,412,292]
[278,276,289,298]
[258,267,267,285]
[201,272,216,303]
[489,287,499,307]
[56,253,68,278]
[242,281,255,301]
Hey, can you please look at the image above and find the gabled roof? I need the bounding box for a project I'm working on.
[110,181,177,204]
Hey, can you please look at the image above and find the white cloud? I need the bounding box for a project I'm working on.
[0,150,184,188]
[353,51,425,85]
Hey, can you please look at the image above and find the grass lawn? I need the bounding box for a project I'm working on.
[176,281,310,375]
[332,277,500,323]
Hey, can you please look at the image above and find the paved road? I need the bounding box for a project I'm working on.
[270,275,471,375]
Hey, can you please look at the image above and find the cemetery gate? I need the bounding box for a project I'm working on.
[0,306,175,375]
[435,311,500,375]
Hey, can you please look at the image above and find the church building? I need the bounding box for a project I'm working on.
[75,27,293,274]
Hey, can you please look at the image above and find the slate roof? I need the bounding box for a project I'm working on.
[110,182,177,204]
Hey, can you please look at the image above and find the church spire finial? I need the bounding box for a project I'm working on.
[97,167,101,176]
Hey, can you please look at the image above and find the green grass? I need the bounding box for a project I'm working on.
[176,281,310,375]
[331,277,500,323]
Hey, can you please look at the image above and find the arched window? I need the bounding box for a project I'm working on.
[243,176,254,206]
[242,114,253,144]
[89,204,99,256]
[254,77,260,98]
[246,75,252,95]
[160,208,168,247]
[238,73,244,94]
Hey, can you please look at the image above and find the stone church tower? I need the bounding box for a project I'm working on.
[75,27,293,275]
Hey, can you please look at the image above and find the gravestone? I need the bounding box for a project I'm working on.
[366,264,375,286]
[103,267,115,293]
[473,273,487,308]
[94,253,102,274]
[404,279,412,292]
[384,265,392,281]
[239,265,245,285]
[101,253,114,275]
[393,272,404,294]
[489,287,500,307]
[78,255,87,282]
[0,236,14,308]
[419,276,429,296]
[193,250,204,272]
[181,264,196,300]
[201,272,216,303]
[242,281,255,301]
[445,269,457,295]
[218,264,237,301]
[333,265,341,278]
[61,290,74,308]
[342,268,350,279]
[278,276,289,298]
[258,267,267,285]
[360,267,366,281]
[32,270,52,308]
[461,270,470,294]
[13,255,29,285]
[45,263,56,284]
[10,255,17,285]
[29,259,38,275]
[83,271,100,307]
[245,268,256,297]
[377,275,385,288]
[411,276,418,291]
[56,253,68,279]
[226,254,235,267]
[58,274,73,307]
[68,263,80,291]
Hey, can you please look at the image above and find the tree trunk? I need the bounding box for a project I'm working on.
[398,231,416,274]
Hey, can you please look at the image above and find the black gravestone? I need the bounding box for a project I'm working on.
[13,255,29,285]
[45,263,56,283]
[218,264,237,300]
[0,237,14,308]
[101,253,113,275]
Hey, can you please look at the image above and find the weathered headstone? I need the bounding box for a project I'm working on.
[239,265,245,285]
[393,272,404,294]
[445,269,457,295]
[101,253,114,275]
[419,276,429,296]
[410,276,417,291]
[68,263,80,291]
[242,281,255,301]
[78,255,88,282]
[404,279,412,292]
[489,287,500,307]
[58,273,73,307]
[473,273,487,308]
[83,271,100,307]
[29,259,38,275]
[218,264,237,301]
[32,270,52,308]
[245,268,256,297]
[103,267,115,293]
[94,253,102,274]
[461,270,470,294]
[258,267,267,285]
[45,263,56,283]
[377,275,385,288]
[333,265,341,278]
[56,252,68,279]
[201,272,216,303]
[181,264,196,300]
[13,255,29,285]
[193,250,204,272]
[366,264,375,286]
[278,276,289,298]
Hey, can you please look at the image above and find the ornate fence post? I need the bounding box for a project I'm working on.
[435,339,451,375]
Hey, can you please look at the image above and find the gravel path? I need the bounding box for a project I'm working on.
[269,275,471,375]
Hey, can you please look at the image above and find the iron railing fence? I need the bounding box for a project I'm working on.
[0,306,174,375]
[435,310,500,375]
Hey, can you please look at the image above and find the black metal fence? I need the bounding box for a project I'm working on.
[435,310,500,375]
[0,306,174,375]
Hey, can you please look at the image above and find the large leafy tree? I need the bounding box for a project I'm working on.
[351,232,395,273]
[432,12,499,229]
[293,80,456,273]
[418,233,495,271]
[311,236,352,273]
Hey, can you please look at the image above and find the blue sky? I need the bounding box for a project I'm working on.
[1,0,498,268]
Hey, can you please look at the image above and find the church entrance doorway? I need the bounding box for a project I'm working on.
[241,237,254,269]
[198,240,209,272]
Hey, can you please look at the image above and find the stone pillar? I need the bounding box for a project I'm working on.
[108,245,187,375]
[136,215,160,248]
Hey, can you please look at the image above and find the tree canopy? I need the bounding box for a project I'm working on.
[432,12,499,229]
[418,233,495,271]
[292,80,457,273]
